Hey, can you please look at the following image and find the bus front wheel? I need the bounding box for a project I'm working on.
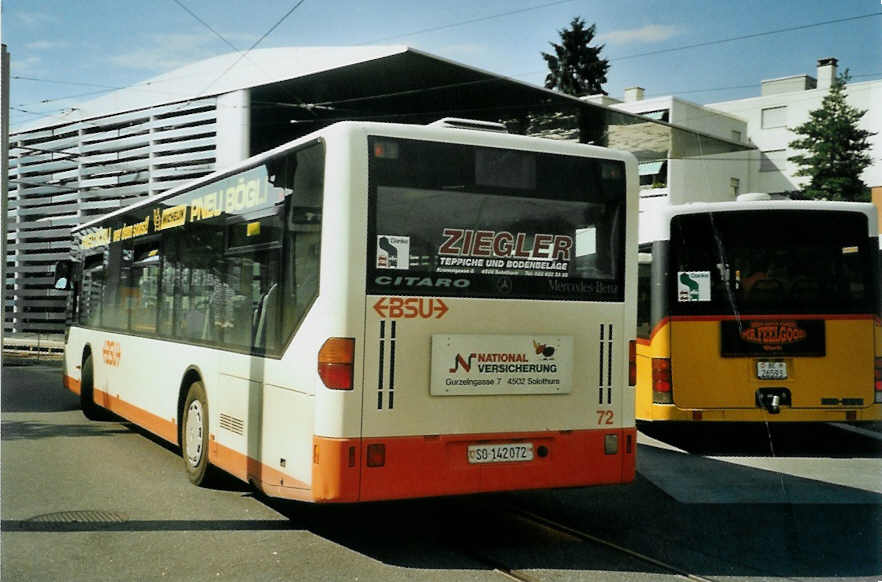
[182,381,213,486]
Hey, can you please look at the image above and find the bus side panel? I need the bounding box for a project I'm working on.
[65,329,221,443]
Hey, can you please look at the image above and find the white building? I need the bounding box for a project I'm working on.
[604,89,751,213]
[604,58,882,223]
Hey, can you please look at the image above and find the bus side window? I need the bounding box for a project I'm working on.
[130,241,160,334]
[79,252,107,327]
[280,143,324,347]
[637,246,652,339]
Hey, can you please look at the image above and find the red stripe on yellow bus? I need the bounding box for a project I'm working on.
[644,313,875,345]
[63,375,81,395]
[93,388,178,444]
[356,428,636,502]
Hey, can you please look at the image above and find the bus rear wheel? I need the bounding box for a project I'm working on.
[182,381,214,486]
[80,353,111,420]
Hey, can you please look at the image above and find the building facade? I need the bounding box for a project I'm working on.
[603,58,881,223]
[5,46,751,337]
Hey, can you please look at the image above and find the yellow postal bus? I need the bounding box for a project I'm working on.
[636,197,881,423]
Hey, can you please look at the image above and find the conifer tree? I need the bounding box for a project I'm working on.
[542,17,609,97]
[788,70,875,201]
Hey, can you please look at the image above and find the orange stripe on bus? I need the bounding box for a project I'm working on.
[63,375,81,395]
[208,439,313,502]
[94,388,178,444]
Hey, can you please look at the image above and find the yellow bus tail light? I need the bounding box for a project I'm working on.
[318,338,355,390]
[628,340,637,386]
[652,358,673,404]
[875,358,882,404]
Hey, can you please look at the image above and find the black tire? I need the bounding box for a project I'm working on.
[181,381,214,486]
[80,353,111,420]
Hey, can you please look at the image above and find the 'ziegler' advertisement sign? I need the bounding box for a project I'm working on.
[431,334,573,396]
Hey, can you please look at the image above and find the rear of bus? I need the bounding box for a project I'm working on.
[635,202,882,423]
[315,123,638,502]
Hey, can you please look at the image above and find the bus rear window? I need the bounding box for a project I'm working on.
[669,210,877,315]
[366,137,626,301]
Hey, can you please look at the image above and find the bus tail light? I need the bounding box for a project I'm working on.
[652,358,673,404]
[875,358,882,404]
[628,340,637,386]
[366,443,386,467]
[318,338,355,390]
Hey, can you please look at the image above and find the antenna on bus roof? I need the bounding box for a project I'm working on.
[428,118,509,133]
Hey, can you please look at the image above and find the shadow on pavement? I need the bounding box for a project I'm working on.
[638,421,882,458]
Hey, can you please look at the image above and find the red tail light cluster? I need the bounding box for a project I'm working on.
[318,338,355,390]
[652,358,673,404]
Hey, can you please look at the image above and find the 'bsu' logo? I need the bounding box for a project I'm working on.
[449,353,476,373]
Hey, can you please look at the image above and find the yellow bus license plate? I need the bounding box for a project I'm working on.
[467,443,534,464]
[756,361,787,380]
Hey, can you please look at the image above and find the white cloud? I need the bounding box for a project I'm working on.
[598,24,682,45]
[17,12,55,27]
[108,32,255,72]
[11,55,42,75]
[25,41,69,51]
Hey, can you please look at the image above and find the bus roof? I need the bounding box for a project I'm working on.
[638,199,879,244]
[73,120,636,234]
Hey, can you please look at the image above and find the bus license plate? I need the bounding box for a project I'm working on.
[467,443,534,464]
[757,361,787,380]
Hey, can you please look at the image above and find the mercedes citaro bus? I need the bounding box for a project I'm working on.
[57,119,639,502]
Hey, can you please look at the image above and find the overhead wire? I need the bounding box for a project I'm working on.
[356,0,576,44]
[12,9,880,117]
[609,11,882,62]
[177,0,307,108]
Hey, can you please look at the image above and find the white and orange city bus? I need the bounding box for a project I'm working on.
[57,119,639,503]
[636,196,882,423]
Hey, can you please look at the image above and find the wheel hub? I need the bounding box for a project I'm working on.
[185,400,204,467]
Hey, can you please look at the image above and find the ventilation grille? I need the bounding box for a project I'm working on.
[219,413,244,436]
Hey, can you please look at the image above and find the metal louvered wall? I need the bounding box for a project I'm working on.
[5,98,218,335]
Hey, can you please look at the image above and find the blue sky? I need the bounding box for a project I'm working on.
[3,0,880,130]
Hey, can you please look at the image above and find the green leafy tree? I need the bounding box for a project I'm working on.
[542,17,609,97]
[788,70,876,201]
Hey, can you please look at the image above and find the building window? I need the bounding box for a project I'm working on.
[729,177,740,197]
[638,160,667,188]
[761,106,786,129]
[642,110,670,123]
[760,150,786,172]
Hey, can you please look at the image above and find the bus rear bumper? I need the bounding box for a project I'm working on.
[640,404,882,423]
[312,428,637,503]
